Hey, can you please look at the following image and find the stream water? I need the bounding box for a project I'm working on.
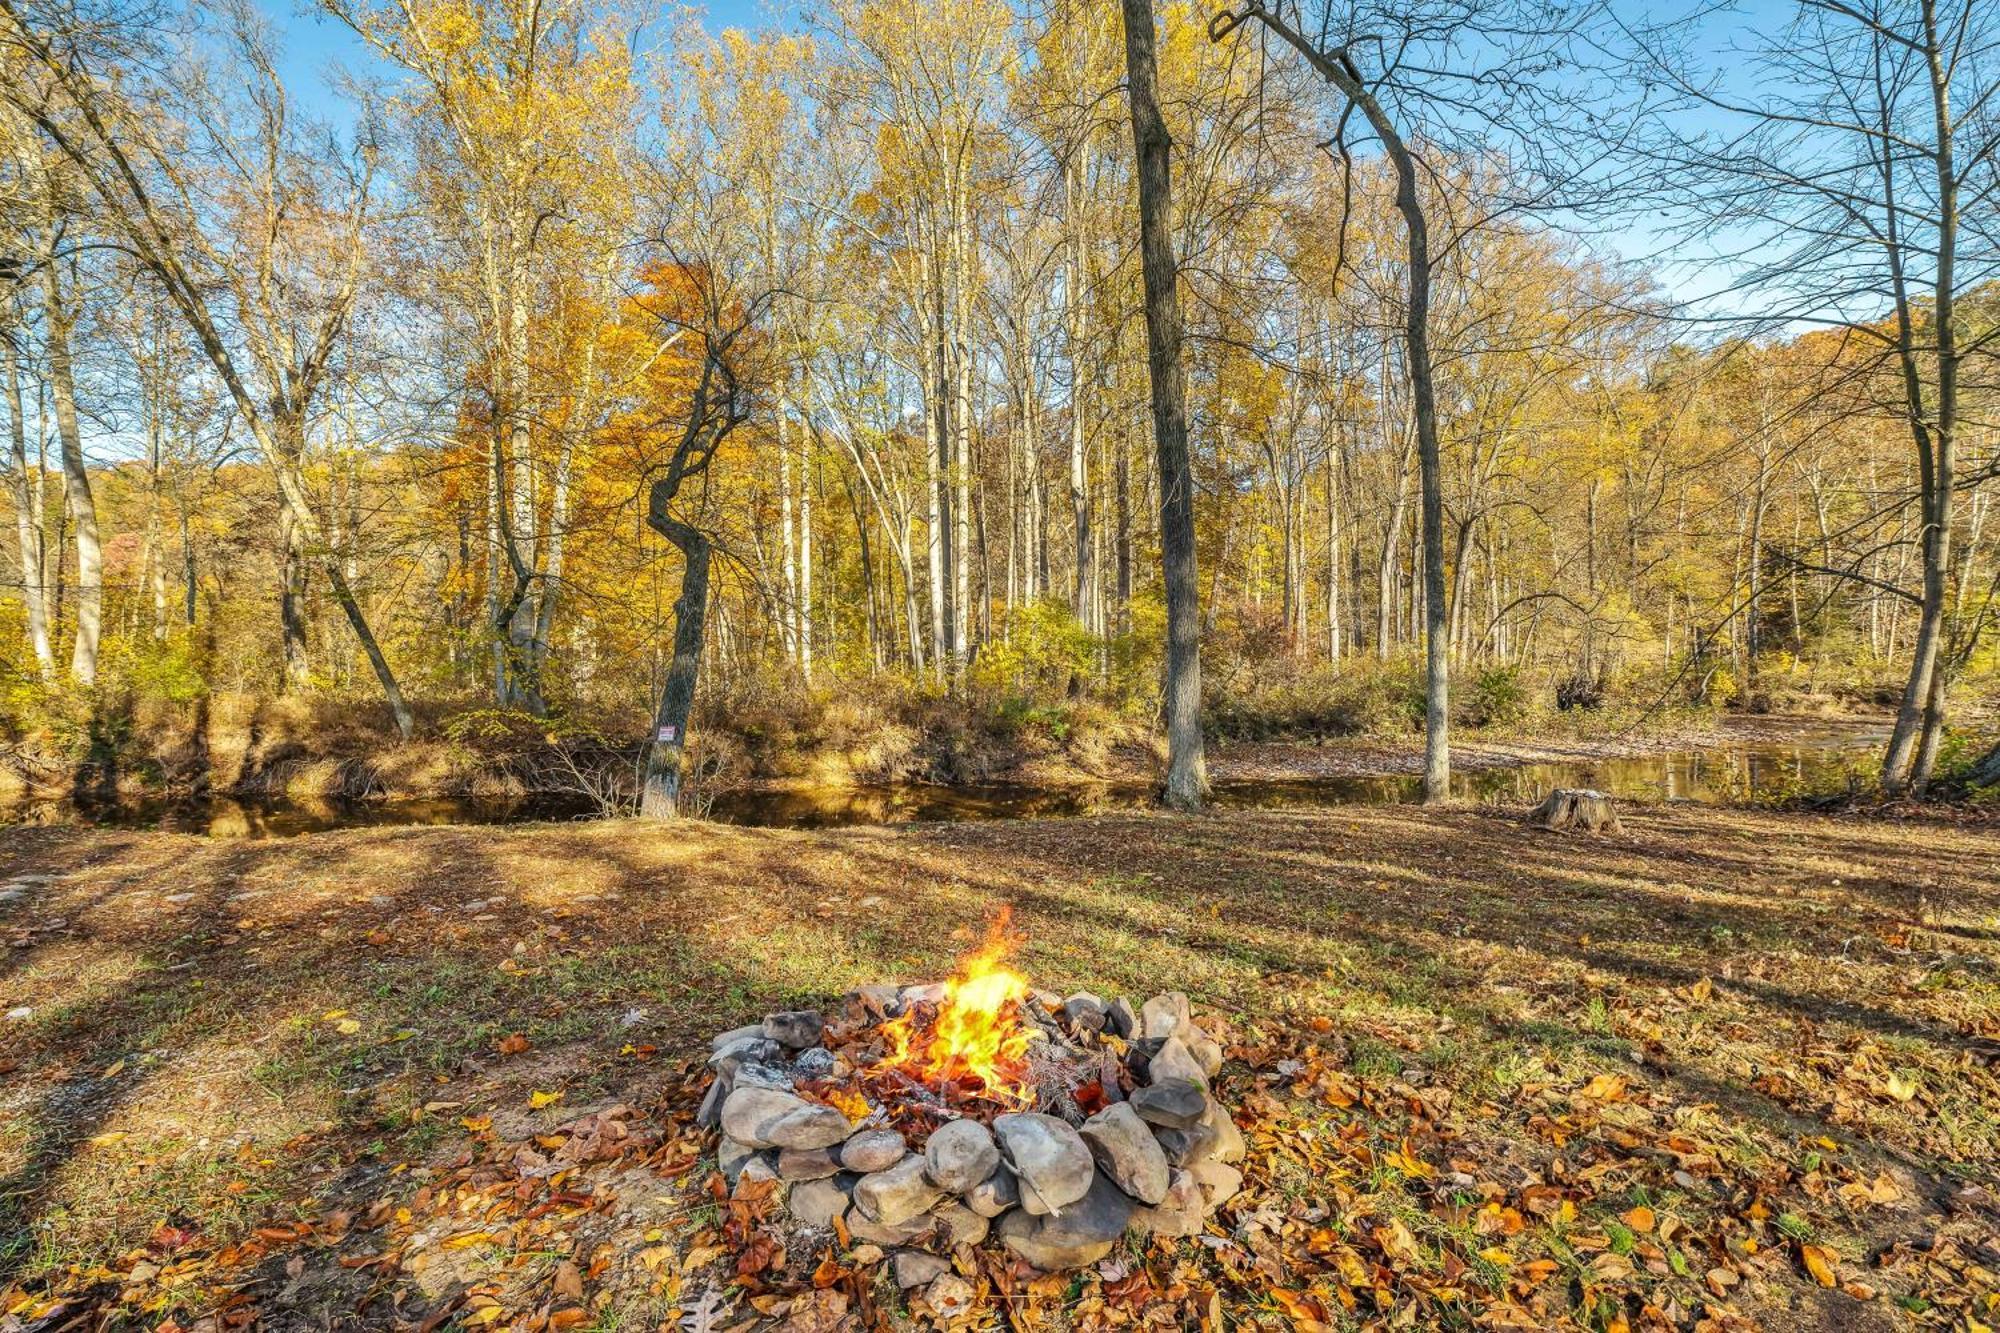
[0,723,1887,839]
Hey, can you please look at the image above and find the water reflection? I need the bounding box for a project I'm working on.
[0,729,1883,839]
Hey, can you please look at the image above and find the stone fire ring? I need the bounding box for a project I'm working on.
[697,985,1245,1286]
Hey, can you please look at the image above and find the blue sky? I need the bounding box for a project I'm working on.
[254,0,1832,319]
[262,0,788,123]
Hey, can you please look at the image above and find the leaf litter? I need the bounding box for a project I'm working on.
[0,805,1996,1330]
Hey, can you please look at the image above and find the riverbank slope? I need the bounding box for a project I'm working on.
[3,803,1995,1329]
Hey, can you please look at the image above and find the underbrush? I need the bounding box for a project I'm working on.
[0,666,1150,804]
[690,674,1144,788]
[1203,655,1722,743]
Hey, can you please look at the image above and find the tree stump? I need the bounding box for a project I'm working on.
[1530,788,1623,834]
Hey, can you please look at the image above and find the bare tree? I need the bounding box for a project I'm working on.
[0,0,416,734]
[1621,0,2000,793]
[1211,0,1628,803]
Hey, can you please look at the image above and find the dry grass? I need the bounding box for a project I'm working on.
[1,802,1996,1329]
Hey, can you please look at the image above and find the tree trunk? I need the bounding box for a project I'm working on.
[640,518,711,819]
[1883,0,1960,795]
[1121,0,1207,810]
[279,499,310,690]
[44,259,100,687]
[1393,147,1450,803]
[1066,159,1094,635]
[3,326,53,677]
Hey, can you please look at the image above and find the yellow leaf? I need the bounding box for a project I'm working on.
[335,1019,361,1035]
[1882,1074,1918,1102]
[530,1089,564,1109]
[101,1060,125,1079]
[1479,1246,1513,1266]
[1623,1205,1656,1233]
[818,1085,871,1122]
[1801,1243,1838,1287]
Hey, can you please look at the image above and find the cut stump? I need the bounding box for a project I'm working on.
[1529,788,1622,834]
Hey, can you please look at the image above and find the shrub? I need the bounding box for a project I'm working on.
[1463,664,1529,728]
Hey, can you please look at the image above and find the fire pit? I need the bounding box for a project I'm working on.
[697,921,1244,1291]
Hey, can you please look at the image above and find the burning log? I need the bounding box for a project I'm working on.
[697,916,1245,1278]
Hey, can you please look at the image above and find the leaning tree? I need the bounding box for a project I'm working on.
[1208,0,1635,803]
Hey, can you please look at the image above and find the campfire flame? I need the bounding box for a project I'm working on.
[876,914,1037,1111]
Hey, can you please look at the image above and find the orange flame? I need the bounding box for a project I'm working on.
[876,912,1037,1110]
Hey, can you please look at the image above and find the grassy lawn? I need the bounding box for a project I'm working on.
[1,802,1997,1330]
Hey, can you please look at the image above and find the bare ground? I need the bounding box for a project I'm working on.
[0,798,1996,1331]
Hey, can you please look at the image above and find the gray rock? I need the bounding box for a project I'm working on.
[1148,1035,1209,1089]
[1124,1036,1165,1081]
[789,1175,852,1227]
[994,1113,1095,1216]
[710,1034,782,1077]
[930,1199,990,1248]
[696,1076,730,1128]
[893,1250,950,1289]
[924,1273,977,1319]
[924,1119,1000,1194]
[900,982,948,1007]
[1204,1101,1245,1165]
[1131,1167,1206,1238]
[841,1128,908,1173]
[720,1086,855,1150]
[997,1172,1133,1270]
[963,1165,1019,1218]
[731,1062,793,1091]
[791,1046,837,1079]
[846,1208,937,1245]
[997,1208,1113,1271]
[1080,1103,1170,1205]
[740,1155,779,1186]
[1105,997,1138,1039]
[1189,1158,1243,1209]
[852,1154,945,1226]
[718,1137,770,1186]
[763,1009,824,1050]
[777,1146,842,1180]
[1187,1032,1225,1080]
[1152,1120,1220,1167]
[1140,993,1192,1041]
[1062,992,1106,1034]
[1129,1078,1207,1130]
[1098,1052,1127,1102]
[711,1023,766,1051]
